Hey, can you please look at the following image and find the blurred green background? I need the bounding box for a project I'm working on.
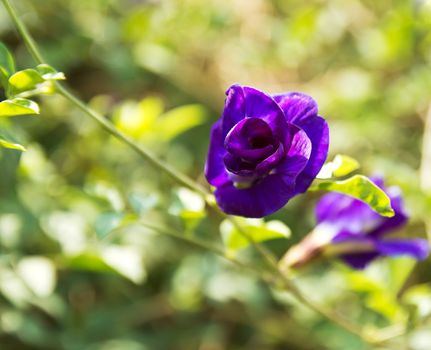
[1,0,431,349]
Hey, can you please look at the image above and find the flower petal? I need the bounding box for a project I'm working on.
[272,92,318,125]
[317,176,409,239]
[317,192,384,234]
[214,174,296,217]
[332,230,369,243]
[341,253,380,269]
[294,116,329,193]
[338,237,429,269]
[331,232,380,269]
[224,153,256,178]
[369,185,408,237]
[224,142,285,182]
[241,86,288,141]
[276,125,311,180]
[204,121,229,187]
[255,143,285,175]
[376,239,429,260]
[221,84,246,137]
[224,117,275,162]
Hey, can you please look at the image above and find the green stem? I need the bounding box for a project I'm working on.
[210,206,280,268]
[56,84,209,197]
[117,221,381,345]
[1,0,393,345]
[280,278,376,343]
[112,221,272,280]
[3,0,279,274]
[2,0,208,198]
[420,102,431,245]
[1,0,279,265]
[2,0,44,64]
[368,324,405,344]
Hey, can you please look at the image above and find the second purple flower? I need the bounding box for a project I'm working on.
[205,84,329,218]
[281,177,429,270]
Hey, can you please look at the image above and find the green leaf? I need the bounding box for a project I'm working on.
[0,98,40,117]
[64,253,117,273]
[317,154,360,179]
[6,65,65,98]
[220,219,291,251]
[8,69,45,96]
[403,283,431,318]
[365,290,403,321]
[0,138,26,151]
[95,212,124,239]
[310,175,395,217]
[128,192,158,214]
[156,104,207,140]
[387,257,416,295]
[36,64,66,80]
[344,270,404,321]
[6,65,64,97]
[0,42,15,89]
[113,97,164,138]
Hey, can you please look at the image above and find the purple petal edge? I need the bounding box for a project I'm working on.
[294,116,329,193]
[205,121,229,187]
[272,92,318,125]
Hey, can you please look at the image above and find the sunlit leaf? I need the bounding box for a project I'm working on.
[365,291,402,321]
[169,188,206,233]
[403,284,431,318]
[310,175,395,217]
[17,257,56,297]
[0,42,15,89]
[64,253,117,273]
[0,268,32,307]
[344,269,405,321]
[113,99,205,141]
[61,236,141,284]
[156,104,207,140]
[220,219,291,251]
[102,246,146,284]
[0,138,26,151]
[8,69,45,96]
[387,257,416,294]
[317,154,360,179]
[345,271,382,293]
[36,64,66,80]
[0,98,40,118]
[139,96,164,129]
[113,97,164,138]
[6,65,65,97]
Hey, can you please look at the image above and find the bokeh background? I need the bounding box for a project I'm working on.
[1,0,431,349]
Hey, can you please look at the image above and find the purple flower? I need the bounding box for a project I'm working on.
[315,177,429,269]
[205,84,329,218]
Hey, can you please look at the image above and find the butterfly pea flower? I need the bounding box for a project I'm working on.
[281,177,429,270]
[205,84,329,218]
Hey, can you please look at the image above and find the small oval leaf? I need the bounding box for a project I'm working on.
[8,68,45,96]
[310,175,395,217]
[0,98,40,117]
[220,218,291,251]
[156,104,207,140]
[0,42,15,75]
[0,42,15,89]
[36,64,66,80]
[0,43,15,90]
[317,154,360,179]
[0,138,26,151]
